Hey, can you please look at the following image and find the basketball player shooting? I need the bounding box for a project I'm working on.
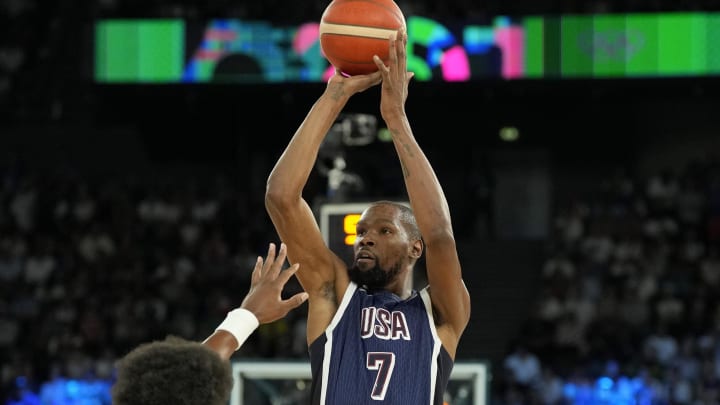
[265,28,471,404]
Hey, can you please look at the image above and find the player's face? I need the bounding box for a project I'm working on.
[349,205,409,289]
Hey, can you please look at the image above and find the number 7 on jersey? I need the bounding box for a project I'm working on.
[367,352,396,400]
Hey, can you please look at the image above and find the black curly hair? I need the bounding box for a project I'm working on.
[112,335,233,405]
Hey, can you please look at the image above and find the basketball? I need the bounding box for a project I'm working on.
[319,0,406,76]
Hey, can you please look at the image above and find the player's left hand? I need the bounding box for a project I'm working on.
[240,242,309,324]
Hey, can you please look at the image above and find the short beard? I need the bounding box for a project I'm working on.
[348,261,402,290]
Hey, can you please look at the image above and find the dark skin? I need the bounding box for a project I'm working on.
[202,242,308,360]
[349,204,419,293]
[265,28,471,359]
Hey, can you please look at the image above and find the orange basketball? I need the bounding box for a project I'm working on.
[319,0,406,76]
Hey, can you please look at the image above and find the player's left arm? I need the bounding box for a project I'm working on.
[394,132,471,359]
[374,29,471,358]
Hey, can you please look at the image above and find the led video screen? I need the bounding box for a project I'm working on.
[94,12,720,83]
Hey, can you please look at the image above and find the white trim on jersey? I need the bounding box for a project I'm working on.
[419,287,442,405]
[320,282,358,405]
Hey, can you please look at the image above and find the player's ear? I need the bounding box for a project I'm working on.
[410,239,423,259]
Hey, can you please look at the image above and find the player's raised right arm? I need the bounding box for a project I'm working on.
[265,69,381,342]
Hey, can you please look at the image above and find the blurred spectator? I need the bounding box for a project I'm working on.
[643,324,679,366]
[0,244,22,283]
[534,367,564,405]
[503,343,542,394]
[500,157,720,404]
[699,246,720,291]
[9,177,36,232]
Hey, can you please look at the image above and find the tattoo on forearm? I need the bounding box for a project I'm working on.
[399,157,409,178]
[328,84,346,101]
[401,141,414,157]
[399,140,415,179]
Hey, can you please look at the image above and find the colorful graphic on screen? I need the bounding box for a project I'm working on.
[95,12,720,83]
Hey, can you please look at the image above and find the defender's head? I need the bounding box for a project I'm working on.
[112,336,233,405]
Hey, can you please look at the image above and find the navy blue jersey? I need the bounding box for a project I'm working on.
[309,282,454,404]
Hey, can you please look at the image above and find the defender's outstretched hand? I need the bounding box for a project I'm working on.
[241,242,309,324]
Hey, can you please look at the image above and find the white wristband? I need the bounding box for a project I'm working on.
[215,308,260,351]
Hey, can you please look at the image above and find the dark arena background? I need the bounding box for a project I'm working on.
[2,0,720,404]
